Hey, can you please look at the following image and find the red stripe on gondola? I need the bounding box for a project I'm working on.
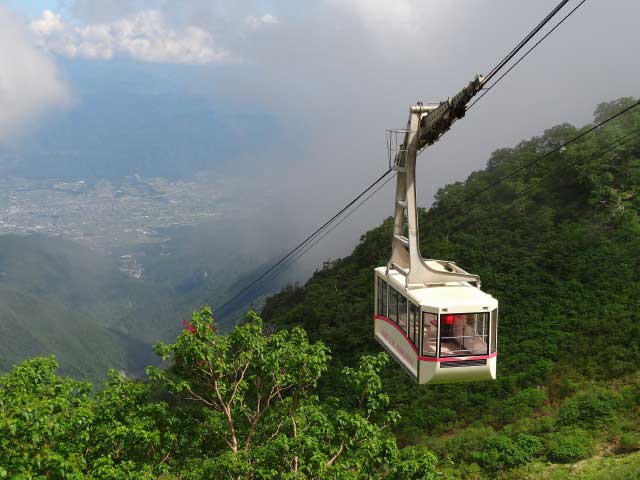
[418,352,497,362]
[373,314,497,363]
[374,314,419,355]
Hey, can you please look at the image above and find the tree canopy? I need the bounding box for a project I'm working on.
[0,308,437,479]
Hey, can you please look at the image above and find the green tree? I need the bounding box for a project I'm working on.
[0,356,92,479]
[149,307,438,479]
[87,371,179,479]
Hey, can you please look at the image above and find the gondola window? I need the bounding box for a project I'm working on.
[422,313,437,356]
[440,313,489,357]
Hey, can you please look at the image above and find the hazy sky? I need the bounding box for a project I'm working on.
[1,0,638,275]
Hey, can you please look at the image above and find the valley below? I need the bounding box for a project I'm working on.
[0,175,292,379]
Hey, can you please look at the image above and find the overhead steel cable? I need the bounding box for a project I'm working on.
[251,173,398,291]
[447,127,640,232]
[424,99,640,227]
[213,0,592,318]
[468,0,588,110]
[227,108,632,314]
[214,168,394,314]
[482,0,572,86]
[266,118,640,318]
[229,173,398,323]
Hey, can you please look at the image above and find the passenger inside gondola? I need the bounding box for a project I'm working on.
[439,313,489,356]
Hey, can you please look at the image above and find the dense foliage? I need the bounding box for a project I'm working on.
[0,308,437,479]
[263,98,640,477]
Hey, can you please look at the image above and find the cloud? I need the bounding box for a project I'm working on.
[15,0,640,278]
[246,14,279,30]
[30,9,232,65]
[185,0,640,276]
[72,0,153,23]
[0,6,69,143]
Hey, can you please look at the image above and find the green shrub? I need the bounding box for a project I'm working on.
[438,426,494,463]
[557,378,579,399]
[388,446,439,480]
[400,405,457,435]
[437,461,482,480]
[617,432,640,454]
[621,377,640,407]
[558,387,622,430]
[528,415,557,435]
[499,388,548,424]
[474,433,543,472]
[519,359,554,386]
[544,428,592,463]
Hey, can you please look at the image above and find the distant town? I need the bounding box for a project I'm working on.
[0,176,227,277]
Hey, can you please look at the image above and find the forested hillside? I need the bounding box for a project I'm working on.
[262,98,640,477]
[0,235,206,379]
[0,231,276,380]
[2,98,640,478]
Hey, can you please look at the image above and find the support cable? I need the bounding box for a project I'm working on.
[468,0,588,110]
[425,100,640,227]
[230,173,397,323]
[482,0,572,86]
[213,0,592,317]
[255,173,397,290]
[448,127,640,231]
[257,107,639,309]
[214,168,393,314]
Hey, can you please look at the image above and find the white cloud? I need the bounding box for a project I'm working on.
[29,9,65,36]
[245,14,279,30]
[30,9,232,65]
[0,6,70,143]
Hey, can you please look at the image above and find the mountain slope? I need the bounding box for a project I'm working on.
[0,229,283,380]
[0,235,186,378]
[262,98,640,476]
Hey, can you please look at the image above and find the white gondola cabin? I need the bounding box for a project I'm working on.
[376,84,498,384]
[374,266,498,384]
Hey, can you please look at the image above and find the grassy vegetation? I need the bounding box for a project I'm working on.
[505,451,640,479]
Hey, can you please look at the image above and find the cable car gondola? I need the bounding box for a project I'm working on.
[374,265,498,384]
[374,81,498,384]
